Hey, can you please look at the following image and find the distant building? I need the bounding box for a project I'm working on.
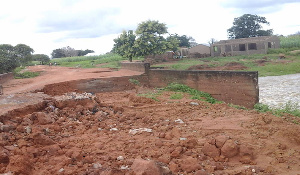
[210,36,280,57]
[188,44,211,58]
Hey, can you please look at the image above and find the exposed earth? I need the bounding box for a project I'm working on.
[0,65,299,175]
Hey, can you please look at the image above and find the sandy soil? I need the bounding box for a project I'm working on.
[0,66,299,175]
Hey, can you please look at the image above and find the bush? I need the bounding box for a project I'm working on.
[13,67,40,79]
[280,35,300,48]
[254,102,300,118]
[129,79,140,85]
[164,83,220,104]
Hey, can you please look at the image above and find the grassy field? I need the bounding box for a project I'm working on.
[48,53,144,69]
[49,53,129,69]
[152,53,300,77]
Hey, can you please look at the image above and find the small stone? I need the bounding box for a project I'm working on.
[180,157,201,173]
[190,102,199,106]
[117,156,124,161]
[179,137,187,141]
[33,133,55,145]
[25,126,32,134]
[131,159,162,175]
[110,128,118,131]
[158,132,165,138]
[120,165,129,170]
[171,146,183,158]
[58,168,64,173]
[0,124,15,132]
[92,162,102,169]
[221,139,239,158]
[0,147,9,164]
[202,143,220,158]
[215,135,229,148]
[174,119,184,124]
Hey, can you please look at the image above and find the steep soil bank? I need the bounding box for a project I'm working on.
[0,90,299,175]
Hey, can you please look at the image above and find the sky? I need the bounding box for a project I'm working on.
[0,0,299,57]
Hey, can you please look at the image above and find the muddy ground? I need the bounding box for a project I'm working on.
[0,66,299,175]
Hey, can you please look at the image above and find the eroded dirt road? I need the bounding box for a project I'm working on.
[0,66,299,175]
[2,65,143,95]
[0,65,142,115]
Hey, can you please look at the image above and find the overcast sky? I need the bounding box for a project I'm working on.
[1,0,299,56]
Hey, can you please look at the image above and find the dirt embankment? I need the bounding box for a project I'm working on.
[0,65,299,174]
[0,90,299,175]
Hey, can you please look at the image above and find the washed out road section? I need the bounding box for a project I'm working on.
[259,73,300,109]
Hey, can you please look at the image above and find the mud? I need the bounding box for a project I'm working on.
[0,89,299,175]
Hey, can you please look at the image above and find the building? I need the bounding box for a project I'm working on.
[188,44,211,58]
[210,36,280,57]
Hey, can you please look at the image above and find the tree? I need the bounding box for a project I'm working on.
[0,44,34,73]
[51,49,64,58]
[112,20,179,62]
[32,54,50,65]
[171,34,196,48]
[51,47,94,58]
[14,44,34,66]
[77,49,94,56]
[113,30,137,62]
[166,34,180,52]
[134,20,174,57]
[227,14,273,39]
[61,46,78,57]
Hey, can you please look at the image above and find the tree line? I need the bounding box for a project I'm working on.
[51,46,94,58]
[0,44,95,73]
[0,44,36,74]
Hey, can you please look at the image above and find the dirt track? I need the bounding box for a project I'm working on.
[2,65,143,95]
[0,66,299,175]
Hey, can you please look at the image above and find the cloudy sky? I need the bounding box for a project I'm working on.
[0,0,299,56]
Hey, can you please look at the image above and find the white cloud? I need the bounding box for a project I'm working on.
[0,0,299,56]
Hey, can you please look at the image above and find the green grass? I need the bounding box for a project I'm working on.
[138,90,162,101]
[151,53,300,77]
[170,93,183,99]
[280,35,300,48]
[50,53,128,68]
[254,101,300,118]
[164,83,221,104]
[247,61,300,76]
[129,78,140,85]
[13,67,40,79]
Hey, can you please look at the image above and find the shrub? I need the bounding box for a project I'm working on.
[164,83,220,104]
[129,79,140,85]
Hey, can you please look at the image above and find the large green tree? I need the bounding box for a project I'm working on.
[0,44,34,73]
[166,34,180,52]
[112,20,179,61]
[227,14,273,39]
[171,34,196,48]
[112,30,136,62]
[14,44,34,65]
[51,47,95,58]
[134,20,171,57]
